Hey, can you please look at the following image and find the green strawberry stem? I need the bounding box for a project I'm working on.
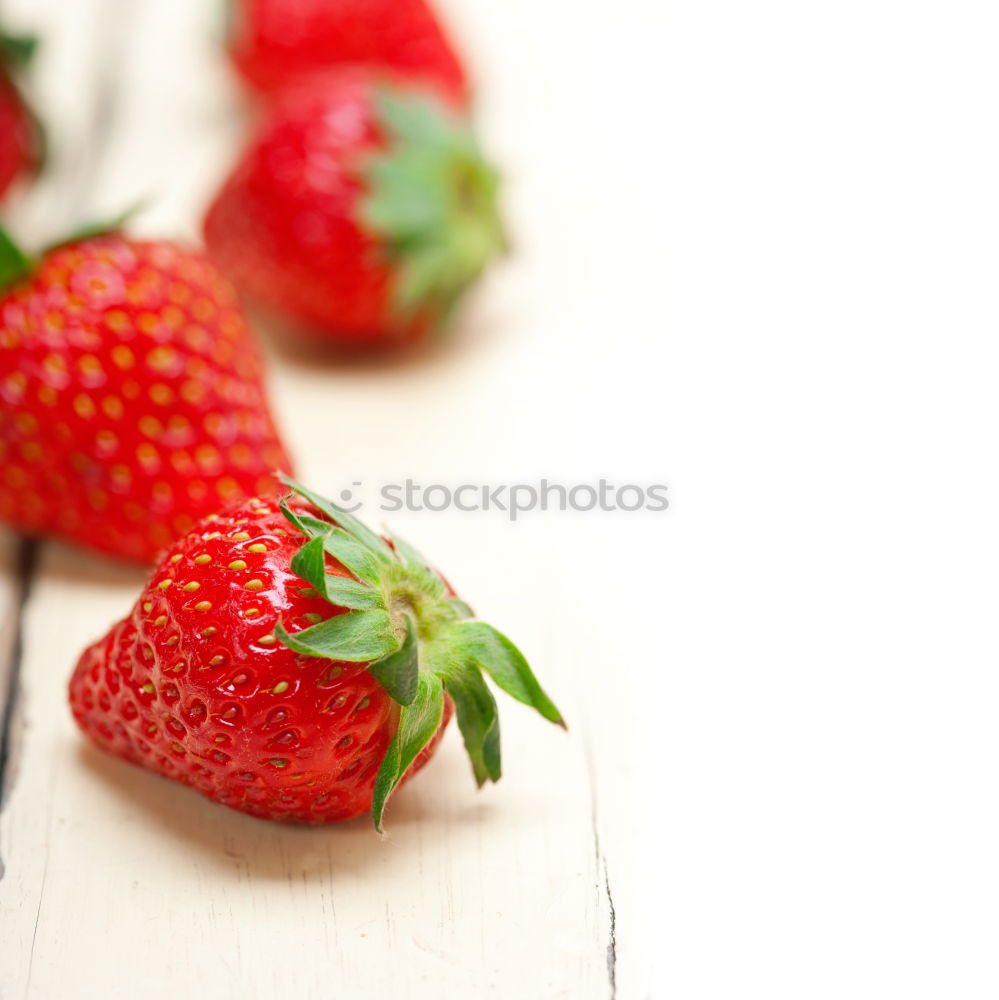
[359,86,506,328]
[274,475,564,832]
[0,226,34,290]
[0,32,38,70]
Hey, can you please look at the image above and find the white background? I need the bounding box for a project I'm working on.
[652,1,999,996]
[1,0,999,997]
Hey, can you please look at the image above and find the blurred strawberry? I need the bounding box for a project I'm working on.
[0,32,43,201]
[204,68,504,347]
[227,0,468,103]
[0,225,292,562]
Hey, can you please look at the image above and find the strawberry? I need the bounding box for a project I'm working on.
[0,226,292,563]
[69,478,564,829]
[226,0,468,104]
[203,68,505,347]
[0,33,43,201]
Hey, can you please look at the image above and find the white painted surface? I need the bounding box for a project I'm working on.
[19,1,999,997]
[0,1,647,997]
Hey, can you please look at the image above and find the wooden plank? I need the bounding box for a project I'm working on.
[0,1,626,996]
[0,0,139,885]
[3,537,609,999]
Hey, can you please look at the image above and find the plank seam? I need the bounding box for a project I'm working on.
[0,0,134,887]
[0,539,39,880]
[582,719,618,1000]
[604,857,618,1000]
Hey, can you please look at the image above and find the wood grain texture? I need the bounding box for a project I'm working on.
[0,0,648,997]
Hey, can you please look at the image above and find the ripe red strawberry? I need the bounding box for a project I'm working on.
[69,478,564,828]
[203,68,504,347]
[0,33,43,201]
[227,0,468,104]
[0,226,292,562]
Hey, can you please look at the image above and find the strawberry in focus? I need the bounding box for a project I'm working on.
[69,479,564,828]
[0,32,43,201]
[0,227,291,562]
[203,68,504,348]
[227,0,468,103]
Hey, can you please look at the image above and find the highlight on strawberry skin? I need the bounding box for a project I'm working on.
[0,223,292,563]
[68,478,564,831]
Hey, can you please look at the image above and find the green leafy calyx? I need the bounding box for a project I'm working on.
[359,86,506,330]
[0,33,38,72]
[275,476,564,832]
[0,226,34,292]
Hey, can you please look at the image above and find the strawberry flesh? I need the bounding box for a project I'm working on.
[0,72,33,200]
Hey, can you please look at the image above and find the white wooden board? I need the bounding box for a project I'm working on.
[0,1,655,997]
